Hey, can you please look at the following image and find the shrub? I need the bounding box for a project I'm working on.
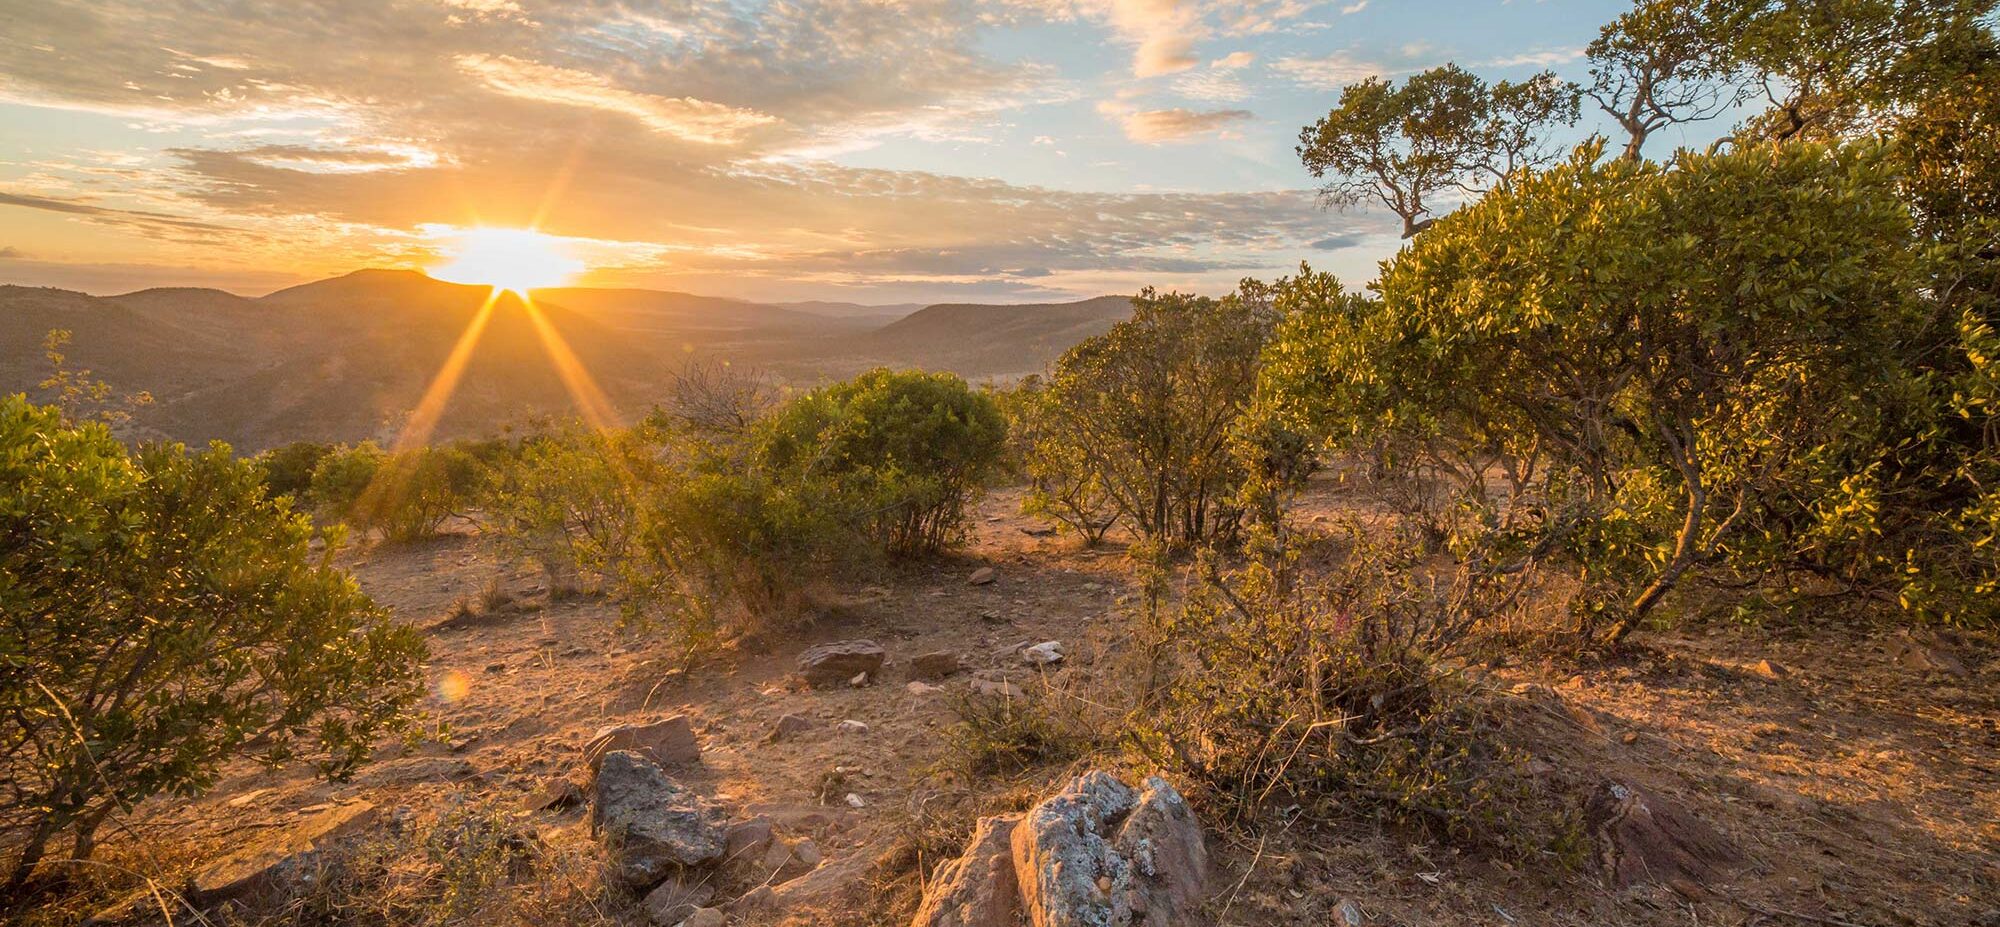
[1007,376,1122,545]
[1264,139,1931,641]
[757,368,1006,556]
[0,396,426,892]
[1027,287,1275,549]
[1130,529,1580,863]
[487,425,652,592]
[254,440,334,500]
[313,442,489,542]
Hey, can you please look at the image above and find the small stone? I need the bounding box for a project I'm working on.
[584,715,702,772]
[680,909,725,927]
[850,671,871,687]
[484,662,507,674]
[845,793,867,808]
[1022,641,1065,666]
[793,838,821,866]
[797,640,886,687]
[1333,898,1366,927]
[765,713,814,744]
[1753,659,1789,680]
[522,776,584,812]
[907,681,943,696]
[837,719,870,734]
[969,567,997,585]
[1621,731,1639,745]
[641,876,715,926]
[910,651,964,681]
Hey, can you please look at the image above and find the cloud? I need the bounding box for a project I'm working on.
[1309,233,1364,250]
[1104,0,1205,77]
[455,54,776,145]
[1272,51,1393,88]
[1211,51,1257,70]
[0,246,23,259]
[1099,102,1254,142]
[1486,48,1586,68]
[0,190,234,235]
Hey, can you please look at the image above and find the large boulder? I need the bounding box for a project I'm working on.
[911,814,1023,927]
[1585,779,1742,890]
[585,715,702,772]
[1013,772,1140,927]
[593,750,728,889]
[914,773,1209,927]
[797,640,887,687]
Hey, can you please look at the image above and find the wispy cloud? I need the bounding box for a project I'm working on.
[1099,101,1254,142]
[455,55,776,145]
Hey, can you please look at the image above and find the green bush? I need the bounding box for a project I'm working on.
[1026,287,1275,549]
[0,395,426,891]
[487,425,650,592]
[757,368,1006,556]
[312,442,489,542]
[254,440,334,500]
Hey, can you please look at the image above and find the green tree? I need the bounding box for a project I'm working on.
[1298,64,1580,237]
[0,396,425,891]
[1030,287,1275,549]
[1585,0,1748,160]
[254,441,335,501]
[757,368,1006,556]
[1270,140,1927,642]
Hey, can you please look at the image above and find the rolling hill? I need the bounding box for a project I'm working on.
[0,272,1131,450]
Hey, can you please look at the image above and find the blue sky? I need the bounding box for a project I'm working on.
[0,0,1737,303]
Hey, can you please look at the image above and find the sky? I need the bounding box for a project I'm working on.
[0,0,1733,304]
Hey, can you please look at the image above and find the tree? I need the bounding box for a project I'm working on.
[1270,140,1927,642]
[757,368,1007,556]
[37,329,151,428]
[1010,376,1123,546]
[1733,0,2000,142]
[1585,0,1748,160]
[1030,286,1275,548]
[0,396,426,891]
[1298,64,1580,237]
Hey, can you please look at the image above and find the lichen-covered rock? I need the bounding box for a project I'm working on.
[1012,772,1140,927]
[797,639,887,687]
[910,814,1023,927]
[592,750,728,889]
[1585,779,1742,890]
[1111,778,1207,924]
[191,800,379,903]
[584,715,702,772]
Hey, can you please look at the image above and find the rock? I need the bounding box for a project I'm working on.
[1332,898,1366,927]
[969,567,997,585]
[845,792,867,808]
[192,800,379,902]
[725,817,776,863]
[681,909,726,927]
[851,671,872,687]
[1003,772,1209,927]
[798,640,887,687]
[1013,772,1137,926]
[585,715,702,772]
[793,838,822,867]
[911,814,1023,927]
[731,846,879,917]
[1584,780,1742,890]
[593,751,728,889]
[642,875,716,926]
[911,651,965,681]
[1751,659,1788,680]
[970,677,1026,699]
[838,719,871,734]
[908,681,944,695]
[1887,631,1970,678]
[1022,642,1065,667]
[523,775,584,812]
[1111,777,1207,923]
[766,713,815,743]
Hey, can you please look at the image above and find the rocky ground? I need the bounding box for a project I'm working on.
[45,482,2000,927]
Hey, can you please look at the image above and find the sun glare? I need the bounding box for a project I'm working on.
[428,227,584,293]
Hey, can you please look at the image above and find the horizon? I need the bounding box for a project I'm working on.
[0,0,1737,304]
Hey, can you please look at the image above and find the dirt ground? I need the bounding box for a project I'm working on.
[54,482,2000,927]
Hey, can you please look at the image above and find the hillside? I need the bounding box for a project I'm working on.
[0,274,1129,449]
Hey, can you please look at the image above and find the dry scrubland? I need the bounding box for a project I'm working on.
[13,484,1998,927]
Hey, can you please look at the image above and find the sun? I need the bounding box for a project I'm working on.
[428,227,584,294]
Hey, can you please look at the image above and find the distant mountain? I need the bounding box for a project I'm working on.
[853,295,1134,378]
[0,271,1129,449]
